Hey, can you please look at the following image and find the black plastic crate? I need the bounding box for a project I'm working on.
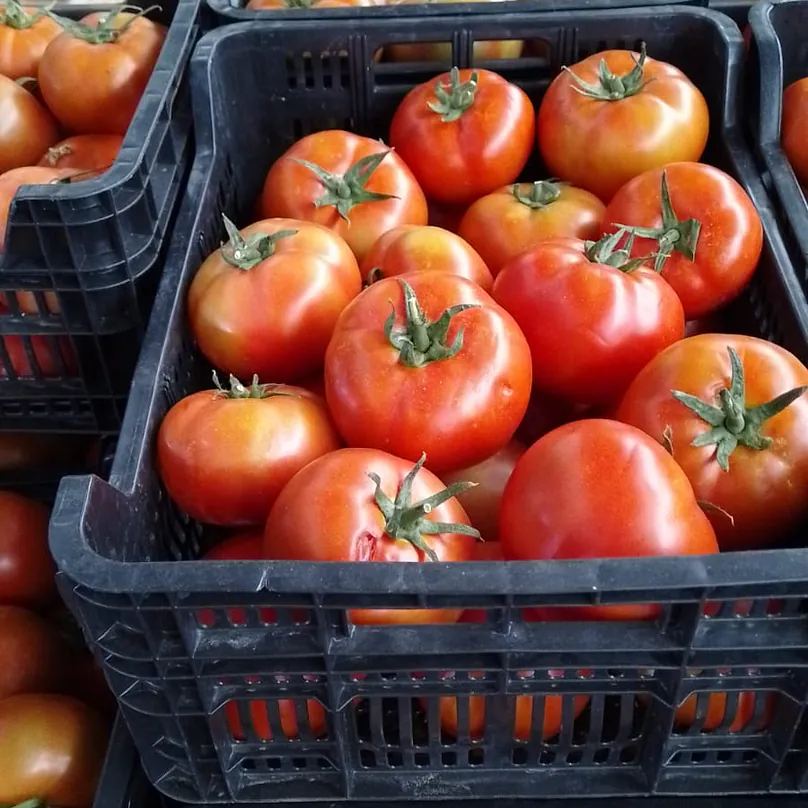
[49,6,808,804]
[0,0,205,433]
[749,1,808,301]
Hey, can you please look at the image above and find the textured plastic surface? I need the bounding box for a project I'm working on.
[749,1,808,297]
[0,0,203,433]
[51,7,808,804]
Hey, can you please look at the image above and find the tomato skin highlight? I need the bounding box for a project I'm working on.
[458,182,605,277]
[264,447,478,625]
[492,236,684,406]
[615,334,808,551]
[390,68,535,206]
[499,419,719,621]
[537,49,709,202]
[782,77,808,188]
[0,4,62,79]
[361,225,493,291]
[325,272,532,474]
[158,382,342,527]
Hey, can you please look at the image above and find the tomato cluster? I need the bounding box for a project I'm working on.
[159,46,805,742]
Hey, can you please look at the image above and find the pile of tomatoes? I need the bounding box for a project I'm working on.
[155,44,808,741]
[0,434,116,808]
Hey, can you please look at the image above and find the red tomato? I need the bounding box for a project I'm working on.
[225,696,327,741]
[0,693,109,808]
[537,46,709,202]
[603,163,763,319]
[440,441,524,542]
[0,73,59,175]
[0,490,56,609]
[264,448,479,624]
[458,181,605,277]
[492,232,684,406]
[188,217,361,381]
[39,133,123,177]
[38,8,166,135]
[390,68,535,206]
[615,334,808,551]
[1,333,77,378]
[260,131,427,261]
[499,420,719,621]
[325,273,532,474]
[781,77,808,188]
[0,2,61,79]
[158,378,342,527]
[361,225,493,291]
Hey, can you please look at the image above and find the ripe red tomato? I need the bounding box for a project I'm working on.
[0,693,109,808]
[440,441,524,542]
[225,695,327,742]
[260,131,427,261]
[361,225,493,291]
[615,334,808,551]
[325,273,532,474]
[39,133,123,177]
[0,2,62,79]
[390,68,535,206]
[264,448,479,624]
[0,73,59,175]
[158,378,342,527]
[537,46,709,202]
[603,163,763,319]
[188,217,361,381]
[38,9,166,135]
[0,491,56,609]
[458,181,605,277]
[782,77,808,187]
[0,333,77,378]
[492,233,684,406]
[499,420,719,621]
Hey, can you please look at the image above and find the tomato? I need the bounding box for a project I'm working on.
[0,1,61,79]
[0,693,109,808]
[225,695,327,742]
[325,273,532,474]
[158,377,342,527]
[781,77,808,188]
[0,165,76,252]
[537,46,709,202]
[39,133,123,177]
[0,73,59,175]
[38,8,166,135]
[440,441,524,542]
[260,131,427,261]
[0,606,67,700]
[458,181,605,277]
[390,68,535,206]
[0,490,56,609]
[361,225,493,291]
[1,333,77,377]
[674,690,773,733]
[188,217,361,381]
[385,0,522,62]
[499,420,719,621]
[492,232,684,406]
[603,163,763,319]
[615,334,808,551]
[264,449,479,624]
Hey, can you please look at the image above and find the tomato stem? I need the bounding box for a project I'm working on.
[672,346,808,471]
[9,800,45,808]
[220,215,298,270]
[50,4,161,44]
[366,267,384,286]
[212,371,297,400]
[292,150,398,221]
[512,180,562,209]
[368,453,480,561]
[428,67,479,123]
[563,42,651,101]
[385,279,478,367]
[0,0,52,29]
[584,227,654,273]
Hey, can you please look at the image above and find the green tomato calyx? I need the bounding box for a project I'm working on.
[1,0,49,30]
[563,42,651,101]
[672,346,808,472]
[512,180,563,209]
[368,452,480,561]
[584,227,654,273]
[428,67,479,123]
[220,214,297,270]
[212,371,296,400]
[52,4,160,44]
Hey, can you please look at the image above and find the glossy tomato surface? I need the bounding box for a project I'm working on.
[390,68,535,206]
[325,273,532,474]
[264,448,479,624]
[782,77,808,187]
[615,334,808,551]
[499,420,719,621]
[0,73,58,175]
[0,3,61,78]
[158,382,342,527]
[537,48,709,202]
[260,131,427,261]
